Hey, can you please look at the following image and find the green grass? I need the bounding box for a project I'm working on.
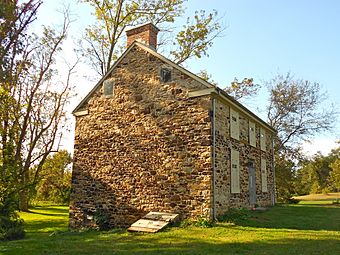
[0,202,339,255]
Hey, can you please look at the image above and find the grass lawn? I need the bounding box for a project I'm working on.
[0,202,339,255]
[293,192,340,201]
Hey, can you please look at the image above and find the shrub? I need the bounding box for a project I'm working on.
[286,198,300,204]
[94,208,111,231]
[0,215,25,241]
[217,208,250,223]
[332,198,340,205]
[179,217,213,228]
[194,216,213,228]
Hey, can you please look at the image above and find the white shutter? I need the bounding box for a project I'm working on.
[231,149,240,193]
[261,158,268,192]
[249,121,256,147]
[230,108,239,140]
[260,128,266,151]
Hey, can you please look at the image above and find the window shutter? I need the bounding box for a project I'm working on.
[230,108,239,140]
[260,128,266,151]
[261,158,268,192]
[249,121,256,147]
[231,149,240,193]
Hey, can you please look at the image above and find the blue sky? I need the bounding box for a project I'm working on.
[37,0,340,155]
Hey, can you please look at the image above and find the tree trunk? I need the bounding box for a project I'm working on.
[19,170,30,212]
[19,190,29,212]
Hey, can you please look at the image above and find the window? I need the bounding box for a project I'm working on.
[261,158,268,192]
[231,149,240,193]
[230,108,239,140]
[260,128,266,151]
[160,68,171,83]
[103,78,114,98]
[249,121,256,147]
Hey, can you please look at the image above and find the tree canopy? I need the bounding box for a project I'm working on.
[79,0,224,76]
[0,0,75,212]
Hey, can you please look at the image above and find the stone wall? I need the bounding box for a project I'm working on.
[70,45,213,228]
[214,98,275,216]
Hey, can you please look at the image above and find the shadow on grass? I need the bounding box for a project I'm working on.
[28,206,69,214]
[3,229,339,255]
[24,219,68,233]
[231,204,340,232]
[26,211,67,217]
[109,237,340,255]
[21,206,69,233]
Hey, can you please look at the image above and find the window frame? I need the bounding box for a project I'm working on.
[103,78,115,98]
[160,68,172,83]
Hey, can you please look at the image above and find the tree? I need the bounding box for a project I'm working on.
[265,73,337,200]
[329,159,340,192]
[267,73,336,151]
[0,1,75,212]
[295,145,340,195]
[1,0,42,215]
[34,150,72,204]
[170,9,222,65]
[275,155,296,201]
[297,153,333,194]
[224,77,260,101]
[79,0,223,76]
[197,71,259,101]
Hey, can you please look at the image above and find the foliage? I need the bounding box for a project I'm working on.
[217,208,250,223]
[94,207,111,231]
[0,214,25,241]
[265,73,337,200]
[193,216,213,228]
[285,198,300,204]
[0,0,41,218]
[332,198,339,205]
[79,0,224,76]
[275,154,297,202]
[295,145,340,195]
[0,1,75,212]
[179,216,213,228]
[196,69,217,85]
[224,77,261,101]
[267,73,336,151]
[79,0,185,75]
[197,72,259,101]
[329,158,340,192]
[33,150,72,204]
[171,9,222,65]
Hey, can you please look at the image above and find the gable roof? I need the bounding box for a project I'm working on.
[72,41,214,114]
[72,41,276,133]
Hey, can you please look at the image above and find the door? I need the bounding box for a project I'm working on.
[248,161,256,206]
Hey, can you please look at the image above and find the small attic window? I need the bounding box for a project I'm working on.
[103,78,114,98]
[160,68,171,83]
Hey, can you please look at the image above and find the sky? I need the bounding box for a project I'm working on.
[35,0,340,156]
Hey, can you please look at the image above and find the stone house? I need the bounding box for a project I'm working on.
[69,23,276,229]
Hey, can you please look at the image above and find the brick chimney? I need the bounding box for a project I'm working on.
[126,23,160,50]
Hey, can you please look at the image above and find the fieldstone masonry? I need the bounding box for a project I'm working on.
[70,24,276,229]
[214,99,275,217]
[70,46,213,228]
